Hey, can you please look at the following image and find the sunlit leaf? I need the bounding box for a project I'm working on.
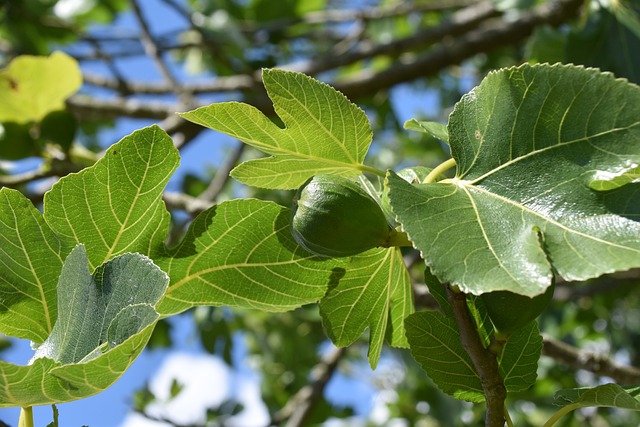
[319,247,413,369]
[404,119,449,145]
[180,68,376,189]
[44,125,180,270]
[0,188,73,343]
[156,199,341,315]
[0,245,168,407]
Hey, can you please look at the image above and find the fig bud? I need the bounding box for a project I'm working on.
[481,283,555,335]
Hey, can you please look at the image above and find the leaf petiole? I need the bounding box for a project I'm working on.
[19,407,34,427]
[357,163,386,177]
[422,158,456,183]
[542,404,582,427]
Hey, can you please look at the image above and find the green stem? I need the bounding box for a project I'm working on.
[357,164,386,177]
[504,404,514,427]
[542,404,582,427]
[19,407,34,427]
[423,158,456,184]
[383,228,413,248]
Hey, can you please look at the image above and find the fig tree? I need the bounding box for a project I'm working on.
[481,282,555,335]
[291,174,393,257]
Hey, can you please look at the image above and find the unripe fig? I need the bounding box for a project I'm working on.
[291,174,393,257]
[481,283,555,335]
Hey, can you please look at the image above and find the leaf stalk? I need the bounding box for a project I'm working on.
[423,157,456,183]
[19,407,34,427]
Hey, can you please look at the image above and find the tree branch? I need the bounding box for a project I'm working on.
[542,334,640,384]
[446,284,506,427]
[282,1,499,75]
[270,346,347,427]
[334,0,583,99]
[163,191,214,216]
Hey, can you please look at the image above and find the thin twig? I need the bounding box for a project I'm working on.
[129,0,195,107]
[198,142,246,202]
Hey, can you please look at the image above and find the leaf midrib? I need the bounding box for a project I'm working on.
[465,122,640,184]
[459,181,640,254]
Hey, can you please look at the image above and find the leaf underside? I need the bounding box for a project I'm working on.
[0,245,168,408]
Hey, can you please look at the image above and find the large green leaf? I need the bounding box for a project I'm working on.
[388,64,640,297]
[156,199,341,315]
[44,125,180,270]
[405,311,485,403]
[179,68,375,189]
[0,52,82,123]
[0,245,168,407]
[0,188,73,343]
[319,247,413,369]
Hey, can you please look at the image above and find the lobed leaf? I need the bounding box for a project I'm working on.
[44,125,179,270]
[32,245,168,364]
[389,64,640,297]
[319,247,413,369]
[179,68,374,189]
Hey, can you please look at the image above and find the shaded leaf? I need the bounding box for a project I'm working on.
[553,384,640,418]
[180,68,375,189]
[567,6,640,84]
[388,64,640,297]
[499,321,542,393]
[405,311,484,403]
[319,247,413,369]
[44,125,180,270]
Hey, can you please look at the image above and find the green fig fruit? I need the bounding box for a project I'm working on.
[481,282,555,335]
[291,174,392,257]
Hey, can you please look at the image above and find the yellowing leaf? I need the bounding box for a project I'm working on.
[0,52,82,123]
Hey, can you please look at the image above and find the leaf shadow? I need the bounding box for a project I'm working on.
[166,205,218,259]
